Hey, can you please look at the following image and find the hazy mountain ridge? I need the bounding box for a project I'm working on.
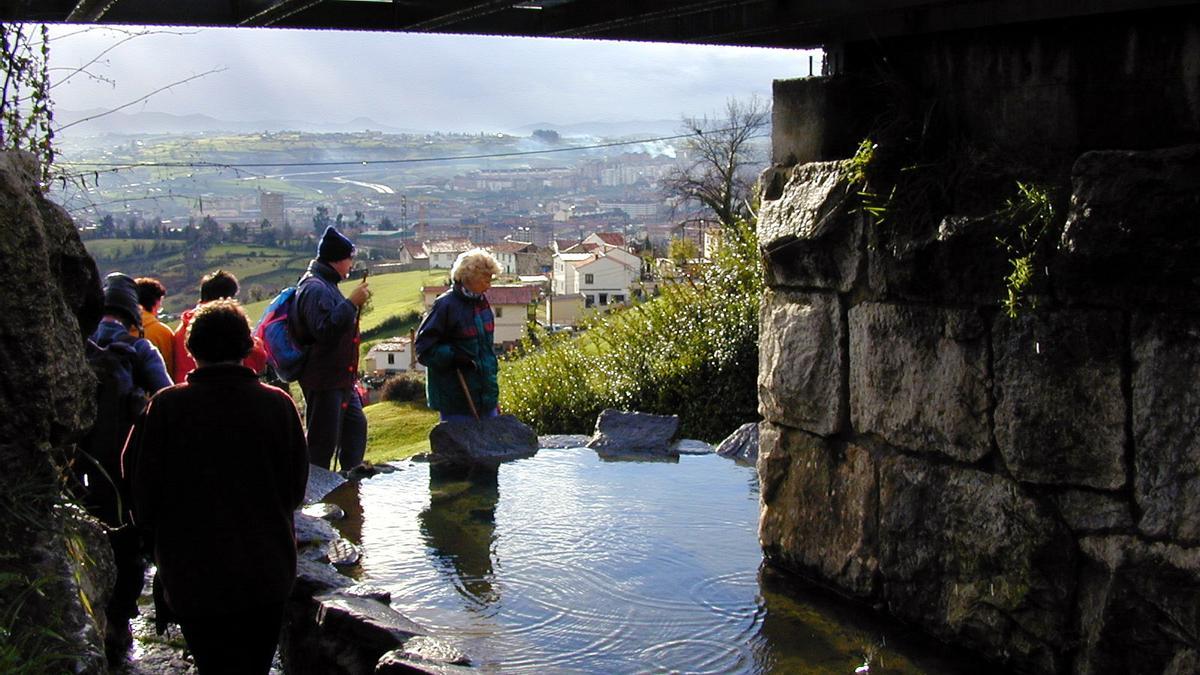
[55,109,685,138]
[55,109,427,135]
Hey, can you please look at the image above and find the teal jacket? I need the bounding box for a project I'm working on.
[414,284,499,416]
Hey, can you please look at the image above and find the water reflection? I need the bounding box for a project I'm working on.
[324,449,987,673]
[419,471,500,607]
[755,563,1001,674]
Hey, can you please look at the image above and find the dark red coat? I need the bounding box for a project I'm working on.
[122,364,308,618]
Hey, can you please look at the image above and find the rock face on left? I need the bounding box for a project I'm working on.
[0,151,107,671]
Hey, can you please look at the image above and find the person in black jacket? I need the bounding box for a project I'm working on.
[293,226,371,470]
[122,299,308,674]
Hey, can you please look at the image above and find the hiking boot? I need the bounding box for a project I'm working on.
[104,621,133,666]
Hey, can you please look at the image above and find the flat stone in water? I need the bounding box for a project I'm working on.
[539,434,591,449]
[295,512,339,546]
[376,644,473,674]
[339,583,391,603]
[295,558,352,597]
[301,502,345,520]
[295,512,338,546]
[587,409,680,456]
[314,593,425,650]
[327,538,361,566]
[428,414,538,476]
[305,464,347,504]
[673,438,715,455]
[402,636,471,665]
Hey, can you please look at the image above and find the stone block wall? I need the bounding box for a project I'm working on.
[757,145,1200,673]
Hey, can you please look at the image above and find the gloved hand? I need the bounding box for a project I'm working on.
[452,347,476,372]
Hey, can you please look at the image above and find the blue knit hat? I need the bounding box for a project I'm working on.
[317,226,355,262]
[102,272,142,328]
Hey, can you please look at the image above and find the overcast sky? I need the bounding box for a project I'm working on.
[47,26,820,132]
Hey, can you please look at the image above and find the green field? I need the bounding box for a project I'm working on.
[241,267,445,326]
[86,239,185,259]
[85,239,312,314]
[363,400,439,463]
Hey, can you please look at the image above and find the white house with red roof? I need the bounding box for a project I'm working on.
[399,240,428,266]
[584,232,627,249]
[424,238,474,269]
[486,284,539,347]
[365,336,423,375]
[552,250,638,310]
[487,241,537,275]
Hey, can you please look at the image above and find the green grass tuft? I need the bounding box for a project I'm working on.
[363,400,439,464]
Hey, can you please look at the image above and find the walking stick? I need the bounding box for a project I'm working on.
[456,369,480,421]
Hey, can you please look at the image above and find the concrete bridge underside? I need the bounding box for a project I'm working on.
[4,0,1197,50]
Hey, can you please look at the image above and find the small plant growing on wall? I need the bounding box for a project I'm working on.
[995,181,1062,318]
[0,24,54,184]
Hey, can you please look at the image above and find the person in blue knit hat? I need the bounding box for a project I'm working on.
[292,226,371,471]
[85,271,172,664]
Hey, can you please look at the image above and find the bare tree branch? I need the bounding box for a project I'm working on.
[661,96,769,229]
[49,28,202,89]
[55,67,227,132]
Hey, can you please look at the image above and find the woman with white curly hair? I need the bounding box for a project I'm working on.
[414,248,503,421]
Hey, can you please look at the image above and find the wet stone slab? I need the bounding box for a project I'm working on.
[305,464,348,504]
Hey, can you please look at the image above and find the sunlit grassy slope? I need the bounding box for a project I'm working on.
[363,401,438,463]
[241,267,445,329]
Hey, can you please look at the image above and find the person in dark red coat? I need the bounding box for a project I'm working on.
[123,299,308,674]
[172,270,268,382]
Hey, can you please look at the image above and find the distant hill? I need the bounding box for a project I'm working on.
[55,109,693,139]
[55,108,427,136]
[510,119,683,138]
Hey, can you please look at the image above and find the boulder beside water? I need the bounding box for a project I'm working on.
[587,409,680,456]
[306,464,348,504]
[715,422,760,463]
[428,414,538,479]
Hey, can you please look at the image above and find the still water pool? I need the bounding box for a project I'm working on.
[326,448,979,674]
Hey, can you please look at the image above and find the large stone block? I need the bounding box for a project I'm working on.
[993,310,1126,489]
[758,161,862,292]
[310,594,428,675]
[758,290,844,436]
[586,409,680,456]
[1056,144,1200,310]
[849,303,991,462]
[428,414,538,479]
[757,423,878,598]
[868,214,1012,305]
[878,455,1075,674]
[1049,490,1133,534]
[1075,536,1200,675]
[714,421,759,464]
[1132,313,1200,543]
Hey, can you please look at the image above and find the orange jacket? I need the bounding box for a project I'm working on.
[137,309,175,373]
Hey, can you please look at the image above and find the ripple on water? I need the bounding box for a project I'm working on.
[333,448,978,674]
[640,638,754,675]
